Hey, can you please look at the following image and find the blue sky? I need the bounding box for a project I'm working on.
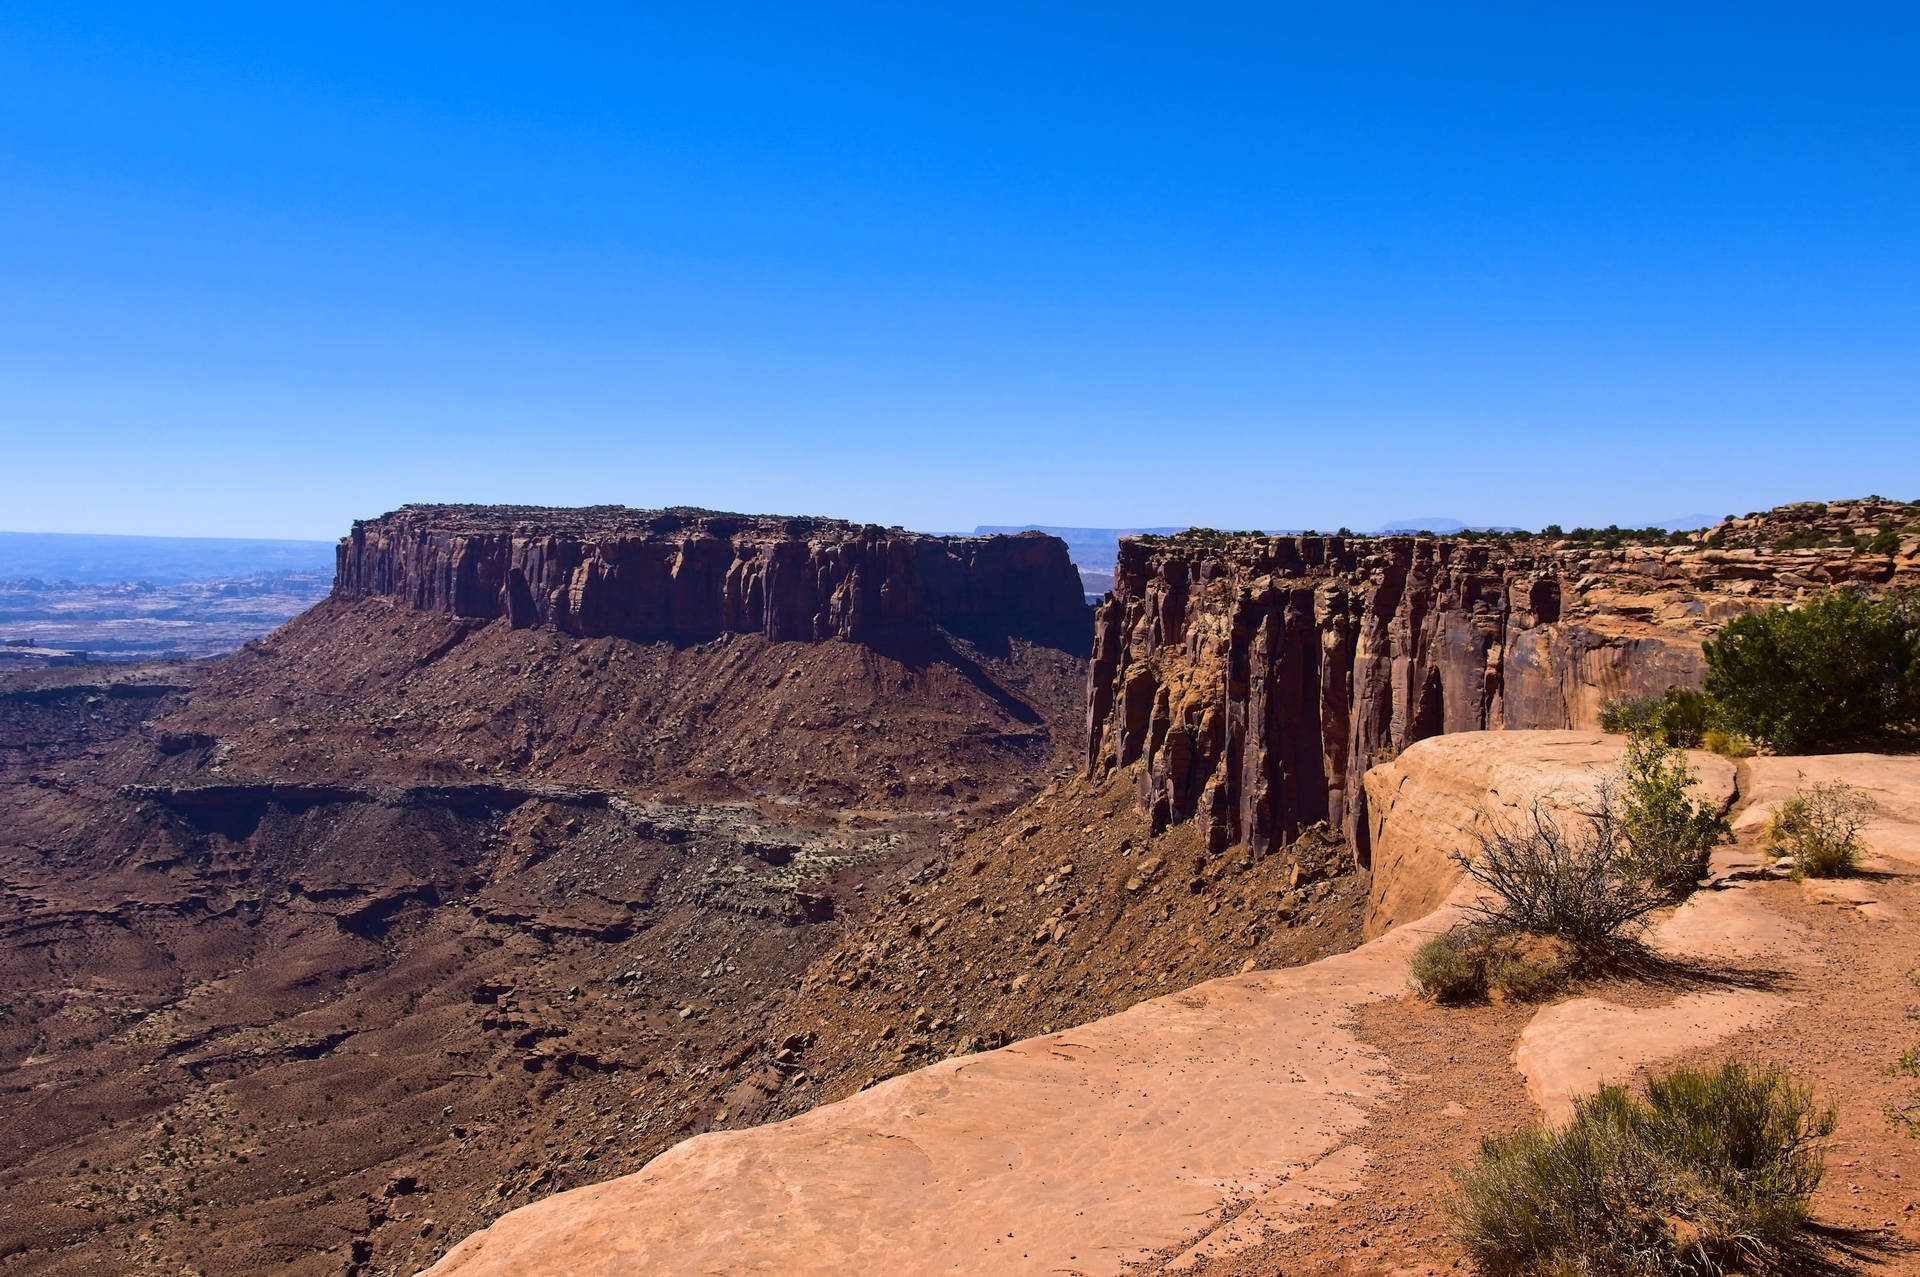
[1,3,1915,539]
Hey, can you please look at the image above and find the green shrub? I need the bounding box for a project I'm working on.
[1411,929,1576,1004]
[1700,728,1754,758]
[1703,590,1920,752]
[1455,794,1667,948]
[1599,694,1657,736]
[1600,687,1710,748]
[1766,778,1876,878]
[1452,1061,1834,1277]
[1617,735,1732,897]
[1412,929,1488,1003]
[1651,688,1711,748]
[1889,1047,1920,1138]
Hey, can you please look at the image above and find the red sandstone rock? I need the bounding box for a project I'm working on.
[1085,501,1918,866]
[334,505,1088,647]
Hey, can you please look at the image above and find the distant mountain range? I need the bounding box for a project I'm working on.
[1371,517,1481,534]
[1647,513,1721,532]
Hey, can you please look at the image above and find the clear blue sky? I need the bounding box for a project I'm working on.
[2,3,1915,539]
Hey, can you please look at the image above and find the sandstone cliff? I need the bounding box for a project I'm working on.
[1086,498,1918,866]
[335,505,1089,647]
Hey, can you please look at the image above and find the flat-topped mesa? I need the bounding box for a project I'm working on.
[334,505,1089,647]
[1085,500,1920,866]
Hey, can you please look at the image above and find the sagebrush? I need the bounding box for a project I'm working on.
[1411,928,1487,1004]
[1890,1047,1920,1138]
[1453,1061,1834,1277]
[1410,927,1576,1004]
[1766,777,1876,878]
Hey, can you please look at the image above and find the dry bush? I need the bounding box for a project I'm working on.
[1766,777,1876,879]
[1487,934,1578,1001]
[1453,791,1668,948]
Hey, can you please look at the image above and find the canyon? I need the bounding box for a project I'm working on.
[0,508,1096,1275]
[0,497,1915,1275]
[0,531,335,664]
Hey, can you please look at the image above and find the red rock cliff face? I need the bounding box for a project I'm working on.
[1085,533,1761,865]
[335,506,1089,647]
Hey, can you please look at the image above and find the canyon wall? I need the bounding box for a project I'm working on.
[335,505,1089,647]
[1085,506,1917,865]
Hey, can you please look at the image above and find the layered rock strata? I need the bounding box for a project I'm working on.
[1086,500,1918,865]
[335,505,1089,646]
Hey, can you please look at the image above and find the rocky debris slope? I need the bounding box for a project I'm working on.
[335,505,1090,648]
[729,770,1370,1113]
[0,667,193,771]
[1086,497,1918,866]
[0,717,949,1276]
[147,595,1087,812]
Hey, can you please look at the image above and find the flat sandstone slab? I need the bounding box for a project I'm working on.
[423,919,1442,1277]
[1514,992,1796,1123]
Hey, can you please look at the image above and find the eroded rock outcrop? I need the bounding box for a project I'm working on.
[1086,499,1918,865]
[335,505,1089,647]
